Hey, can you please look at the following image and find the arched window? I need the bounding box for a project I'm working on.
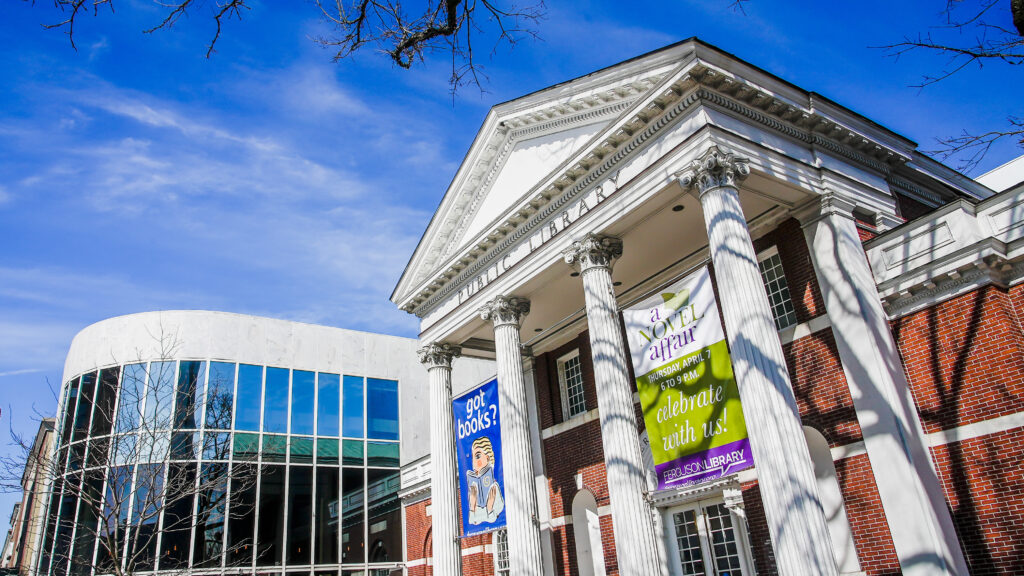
[804,426,862,574]
[493,529,509,576]
[571,489,606,576]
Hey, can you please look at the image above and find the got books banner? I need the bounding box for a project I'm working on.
[453,378,507,536]
[623,266,753,490]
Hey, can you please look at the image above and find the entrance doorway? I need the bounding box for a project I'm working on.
[665,498,753,576]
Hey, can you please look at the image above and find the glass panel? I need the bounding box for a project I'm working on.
[287,467,313,565]
[673,509,706,576]
[366,442,399,468]
[263,367,289,434]
[193,463,228,568]
[703,503,744,575]
[561,354,586,418]
[291,437,314,464]
[494,529,510,576]
[366,379,398,441]
[342,440,364,466]
[87,435,110,469]
[341,468,364,564]
[366,469,400,563]
[263,434,288,463]
[257,465,285,566]
[70,471,102,576]
[111,433,136,467]
[59,378,79,447]
[171,431,199,460]
[98,467,131,573]
[129,463,164,572]
[317,438,340,465]
[315,467,340,564]
[206,361,236,429]
[52,475,79,576]
[160,463,197,570]
[146,361,177,430]
[117,364,147,433]
[235,364,263,431]
[227,464,257,567]
[38,481,61,575]
[292,370,315,436]
[72,372,97,442]
[175,360,205,429]
[758,252,798,330]
[317,373,340,437]
[234,433,260,462]
[67,442,85,472]
[91,368,119,437]
[203,431,232,461]
[342,376,364,438]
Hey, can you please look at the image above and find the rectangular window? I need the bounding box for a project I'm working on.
[287,467,313,565]
[175,361,205,429]
[341,468,365,564]
[72,372,97,442]
[291,370,316,435]
[205,362,235,430]
[263,367,289,434]
[342,376,364,438]
[557,350,587,420]
[90,368,119,437]
[494,529,510,576]
[757,246,798,331]
[116,364,147,433]
[193,463,227,568]
[315,467,340,563]
[146,361,177,430]
[234,364,263,431]
[257,465,285,566]
[366,469,401,562]
[366,378,399,440]
[317,373,340,437]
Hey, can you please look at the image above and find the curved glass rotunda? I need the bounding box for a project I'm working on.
[37,311,423,576]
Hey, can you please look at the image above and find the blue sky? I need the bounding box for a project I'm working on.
[0,1,1020,513]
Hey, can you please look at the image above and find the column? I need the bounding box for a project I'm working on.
[417,342,464,576]
[563,234,665,576]
[679,146,839,576]
[521,350,557,576]
[479,296,544,576]
[796,194,969,576]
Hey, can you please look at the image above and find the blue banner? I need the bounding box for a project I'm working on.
[453,378,506,536]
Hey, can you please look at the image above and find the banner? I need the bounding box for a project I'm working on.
[623,266,753,490]
[453,378,506,536]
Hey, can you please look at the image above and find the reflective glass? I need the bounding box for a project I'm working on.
[227,464,257,566]
[366,469,401,563]
[146,361,177,430]
[52,476,79,576]
[171,431,199,460]
[291,437,314,464]
[59,378,78,446]
[342,376,364,438]
[117,364,147,433]
[341,468,364,564]
[99,467,131,573]
[38,486,60,575]
[315,467,340,563]
[343,440,364,466]
[193,463,227,568]
[317,438,339,465]
[175,361,205,429]
[203,432,232,461]
[91,368,119,437]
[366,442,399,468]
[287,467,313,565]
[87,436,109,469]
[263,367,289,434]
[206,361,235,429]
[235,364,263,431]
[317,373,340,437]
[129,464,164,571]
[160,463,196,570]
[70,471,102,576]
[257,465,286,566]
[292,370,315,435]
[233,433,260,462]
[263,434,288,463]
[72,372,97,442]
[366,379,398,441]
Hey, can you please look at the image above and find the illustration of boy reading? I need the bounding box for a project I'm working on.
[467,436,504,524]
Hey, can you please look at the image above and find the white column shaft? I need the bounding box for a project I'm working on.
[699,182,838,576]
[579,263,664,576]
[427,364,463,576]
[802,203,969,576]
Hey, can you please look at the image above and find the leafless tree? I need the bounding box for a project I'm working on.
[1,331,258,576]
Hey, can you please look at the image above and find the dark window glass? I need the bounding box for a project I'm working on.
[263,435,287,463]
[315,467,340,564]
[257,466,285,566]
[116,364,147,433]
[129,464,164,572]
[91,368,119,437]
[291,370,315,436]
[67,442,85,472]
[342,440,364,466]
[366,442,399,468]
[175,361,205,429]
[70,471,102,576]
[366,379,399,441]
[59,378,79,447]
[193,463,227,568]
[263,368,289,434]
[171,431,199,460]
[203,432,232,461]
[38,483,61,574]
[366,469,401,564]
[52,474,79,576]
[342,376,364,438]
[287,467,313,565]
[235,364,263,431]
[317,373,340,437]
[341,468,364,564]
[291,437,314,464]
[72,372,97,442]
[99,466,132,573]
[146,361,177,430]
[227,464,257,567]
[317,438,339,465]
[205,362,235,430]
[160,463,197,570]
[87,436,110,469]
[233,433,260,462]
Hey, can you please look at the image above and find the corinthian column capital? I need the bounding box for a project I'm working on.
[479,295,531,328]
[417,342,462,370]
[677,145,750,196]
[563,233,623,273]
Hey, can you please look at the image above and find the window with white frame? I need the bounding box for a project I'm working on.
[557,349,587,420]
[666,497,754,576]
[494,528,510,576]
[757,246,798,331]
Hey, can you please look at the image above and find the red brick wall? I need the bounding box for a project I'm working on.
[741,480,776,576]
[893,285,1024,433]
[405,498,431,576]
[752,217,826,323]
[833,453,902,576]
[783,328,863,447]
[929,426,1024,575]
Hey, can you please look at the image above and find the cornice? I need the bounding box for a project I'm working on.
[880,255,1024,319]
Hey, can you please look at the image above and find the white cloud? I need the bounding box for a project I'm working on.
[0,185,9,205]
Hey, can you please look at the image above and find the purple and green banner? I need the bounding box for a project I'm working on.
[453,378,507,536]
[623,266,753,490]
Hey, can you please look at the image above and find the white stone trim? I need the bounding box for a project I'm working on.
[406,558,428,568]
[778,314,832,345]
[540,407,600,439]
[461,544,488,556]
[926,411,1024,447]
[831,441,867,461]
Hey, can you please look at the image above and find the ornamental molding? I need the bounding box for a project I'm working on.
[416,342,462,369]
[563,233,623,273]
[479,295,531,328]
[676,145,751,196]
[650,475,742,508]
[881,256,1024,319]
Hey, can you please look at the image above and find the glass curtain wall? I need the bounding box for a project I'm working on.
[38,361,402,576]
